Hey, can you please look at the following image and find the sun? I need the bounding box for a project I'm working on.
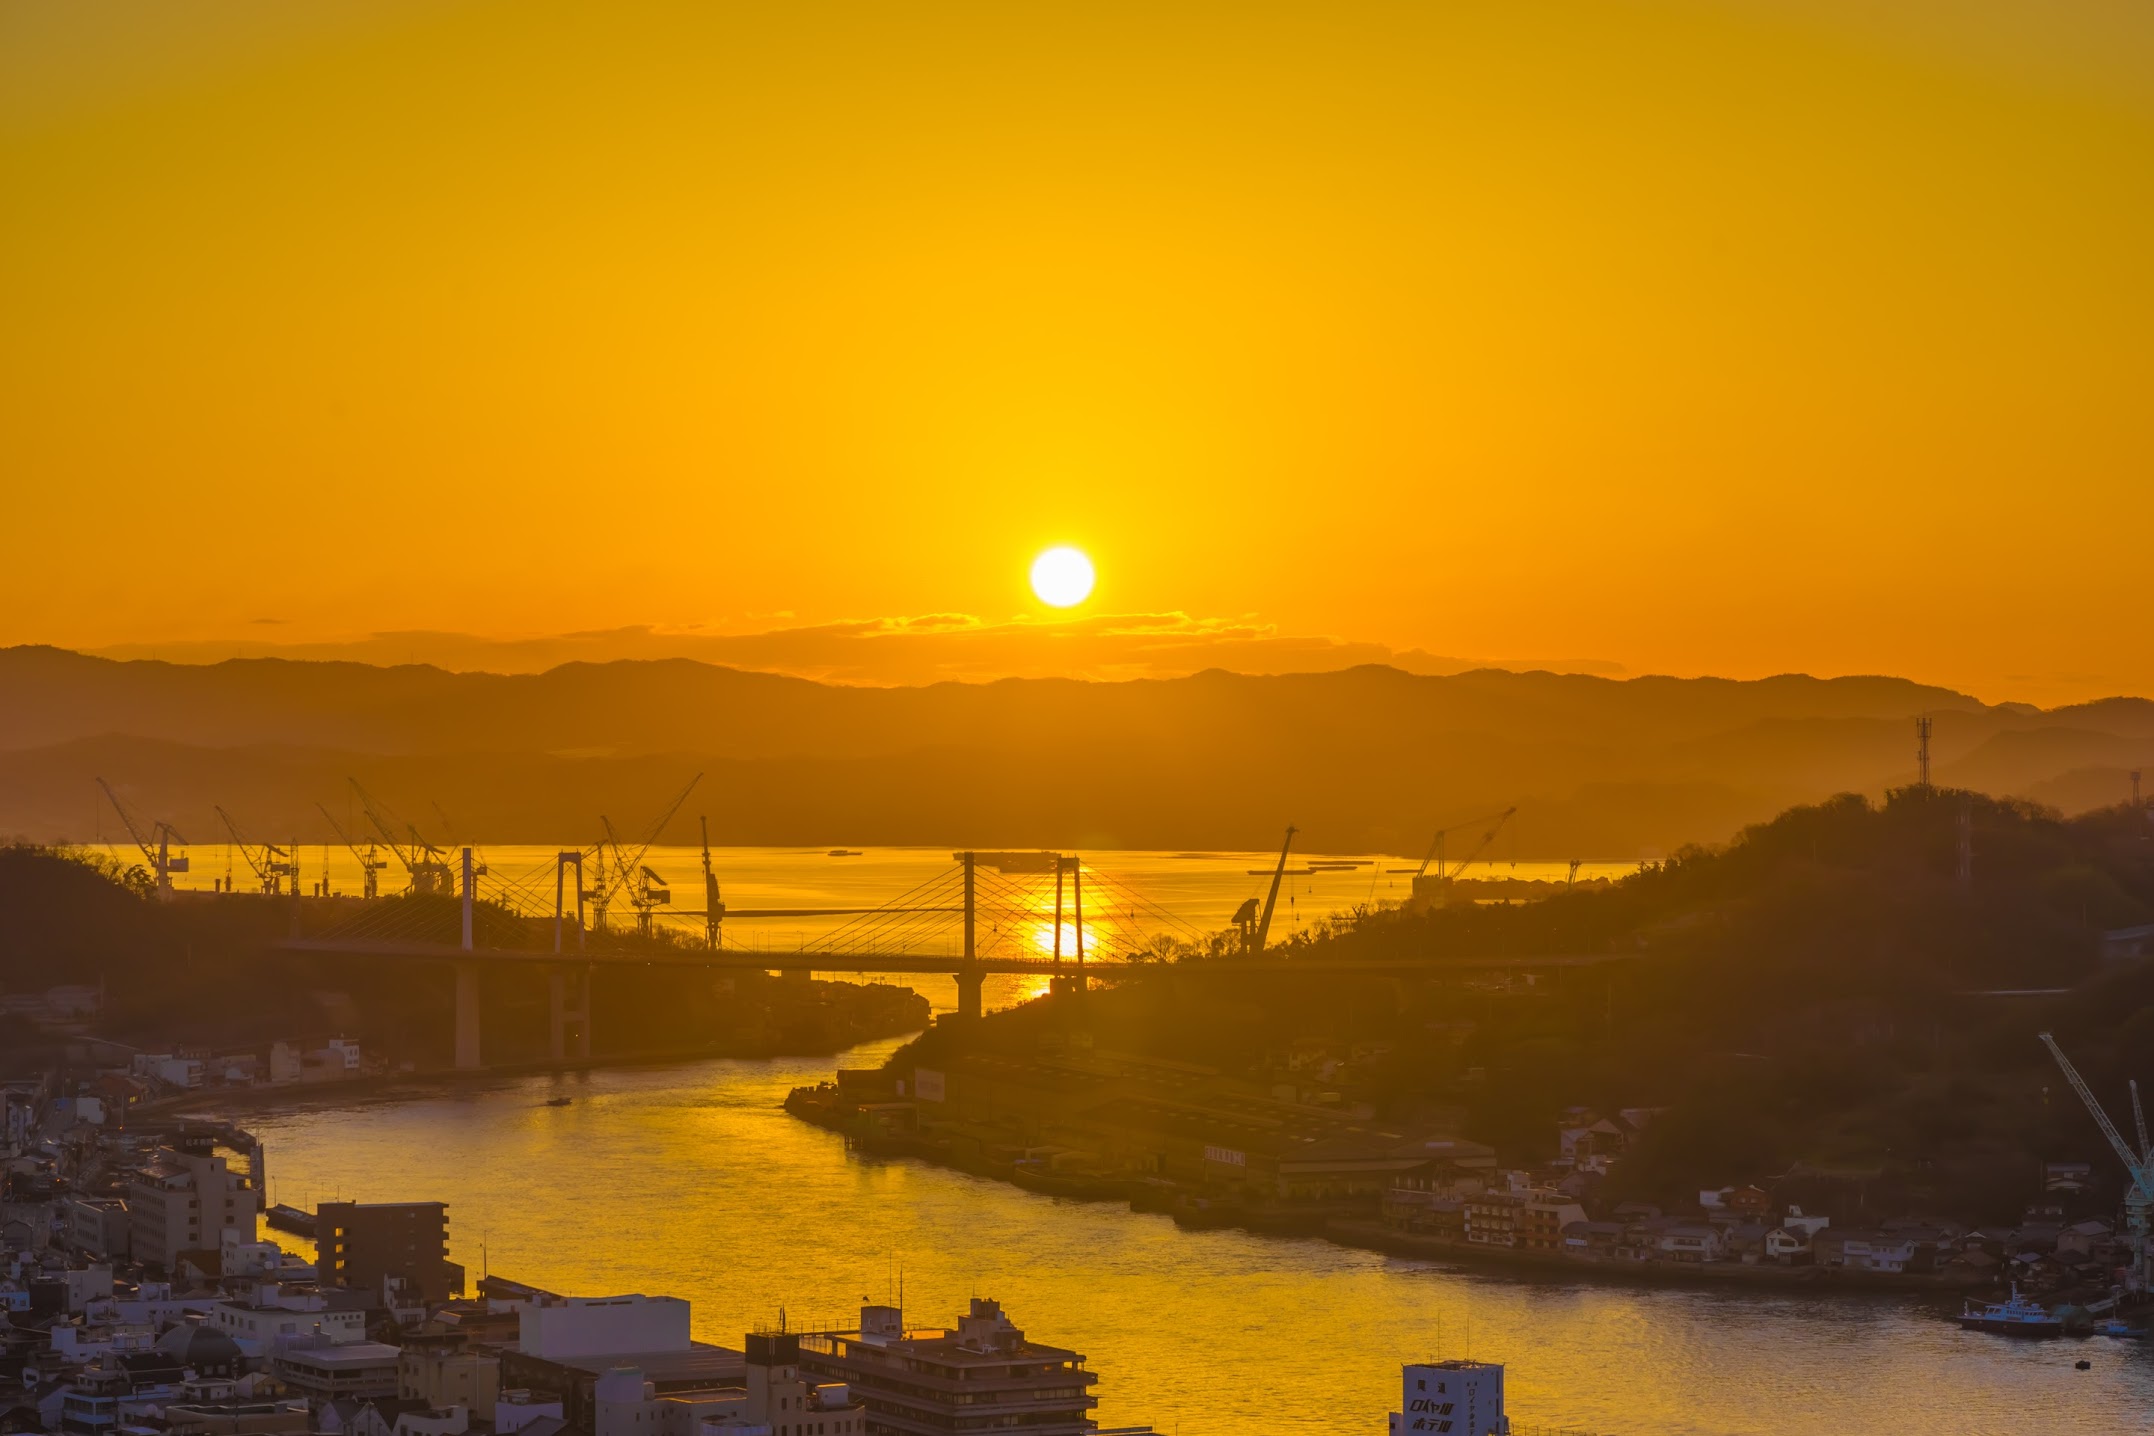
[1029,546,1095,608]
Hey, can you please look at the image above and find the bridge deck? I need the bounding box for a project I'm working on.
[275,936,1626,975]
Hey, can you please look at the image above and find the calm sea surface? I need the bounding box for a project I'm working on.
[234,1039,2154,1436]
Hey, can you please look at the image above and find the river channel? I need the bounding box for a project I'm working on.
[233,1036,2154,1436]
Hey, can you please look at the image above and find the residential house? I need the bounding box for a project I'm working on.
[1656,1224,1725,1264]
[1764,1224,1820,1265]
[1814,1229,1916,1272]
[1562,1221,1625,1257]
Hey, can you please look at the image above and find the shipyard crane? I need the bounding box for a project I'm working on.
[700,815,725,951]
[2039,1031,2153,1293]
[96,777,190,899]
[591,774,702,937]
[214,806,299,896]
[430,803,489,885]
[316,805,389,900]
[1234,825,1298,954]
[347,779,455,895]
[1401,806,1516,905]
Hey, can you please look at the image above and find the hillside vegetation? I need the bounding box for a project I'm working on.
[904,790,2154,1221]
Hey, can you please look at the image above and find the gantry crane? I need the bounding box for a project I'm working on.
[348,779,456,895]
[95,778,190,899]
[214,806,299,896]
[591,774,701,937]
[2039,1031,2152,1294]
[316,805,389,899]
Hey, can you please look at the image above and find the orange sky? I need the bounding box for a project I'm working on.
[3,1,2150,706]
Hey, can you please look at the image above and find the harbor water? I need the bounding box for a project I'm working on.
[235,1038,2154,1435]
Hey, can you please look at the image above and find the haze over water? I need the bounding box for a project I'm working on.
[235,1041,2153,1435]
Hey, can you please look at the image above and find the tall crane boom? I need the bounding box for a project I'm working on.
[96,777,189,898]
[214,806,297,896]
[1412,806,1518,880]
[348,779,454,895]
[1251,825,1297,954]
[317,804,388,900]
[2040,1030,2154,1294]
[2039,1032,2154,1199]
[591,774,703,936]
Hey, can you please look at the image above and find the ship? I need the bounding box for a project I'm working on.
[1957,1285,2064,1336]
[264,1202,316,1237]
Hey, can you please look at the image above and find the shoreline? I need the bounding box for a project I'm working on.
[146,1028,927,1120]
[783,1100,1983,1302]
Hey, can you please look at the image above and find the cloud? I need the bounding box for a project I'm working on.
[90,615,1625,685]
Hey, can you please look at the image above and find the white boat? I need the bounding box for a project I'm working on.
[2093,1318,2147,1339]
[1958,1285,2064,1336]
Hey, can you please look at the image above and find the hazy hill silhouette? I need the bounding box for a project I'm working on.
[3,646,2150,856]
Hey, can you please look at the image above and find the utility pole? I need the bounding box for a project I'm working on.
[1916,717,1933,790]
[2133,769,2143,813]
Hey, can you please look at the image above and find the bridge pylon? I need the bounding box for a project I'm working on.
[955,850,983,1020]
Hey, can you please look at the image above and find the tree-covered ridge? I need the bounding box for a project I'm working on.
[904,791,2154,1221]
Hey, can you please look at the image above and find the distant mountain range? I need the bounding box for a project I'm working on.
[3,645,2149,857]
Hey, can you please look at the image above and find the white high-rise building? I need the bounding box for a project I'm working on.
[1389,1359,1506,1436]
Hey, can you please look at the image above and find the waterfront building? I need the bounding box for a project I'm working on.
[1517,1197,1586,1252]
[126,1147,260,1273]
[798,1299,1101,1436]
[316,1201,462,1302]
[1463,1193,1523,1247]
[1389,1359,1506,1436]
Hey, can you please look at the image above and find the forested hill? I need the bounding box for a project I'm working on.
[4,645,2154,856]
[903,790,2154,1221]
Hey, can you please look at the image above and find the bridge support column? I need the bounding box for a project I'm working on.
[548,964,592,1061]
[453,961,482,1070]
[551,964,594,1067]
[954,968,985,1021]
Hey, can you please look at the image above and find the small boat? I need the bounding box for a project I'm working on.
[2094,1318,2147,1339]
[827,849,862,857]
[544,1096,573,1107]
[1959,1285,2064,1336]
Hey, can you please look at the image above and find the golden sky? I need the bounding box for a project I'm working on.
[4,1,2150,705]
